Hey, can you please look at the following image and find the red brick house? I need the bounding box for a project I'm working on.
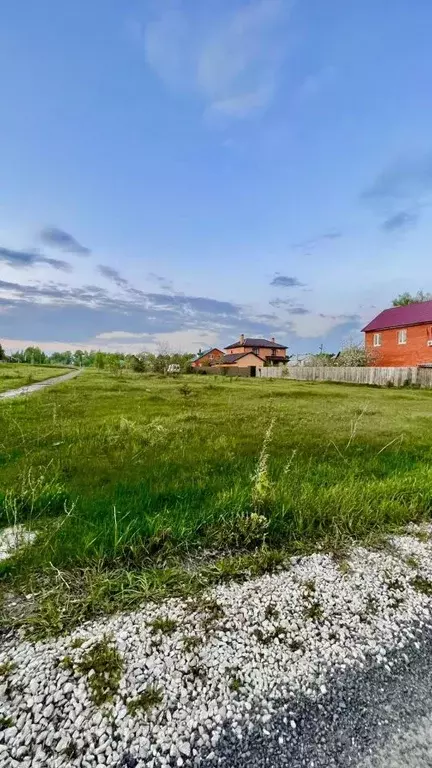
[191,347,224,368]
[362,301,432,366]
[223,335,288,367]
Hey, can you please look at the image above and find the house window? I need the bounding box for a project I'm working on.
[252,347,259,354]
[373,333,382,347]
[397,329,407,345]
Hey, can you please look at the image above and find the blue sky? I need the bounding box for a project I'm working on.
[1,0,432,355]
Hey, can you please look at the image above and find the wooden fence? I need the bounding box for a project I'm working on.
[258,365,432,387]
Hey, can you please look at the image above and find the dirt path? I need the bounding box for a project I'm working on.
[0,368,83,400]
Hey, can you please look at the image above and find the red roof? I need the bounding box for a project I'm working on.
[362,301,432,333]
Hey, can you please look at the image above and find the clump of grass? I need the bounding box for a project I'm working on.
[183,635,202,652]
[405,555,419,568]
[253,625,286,644]
[385,577,405,592]
[411,576,432,596]
[71,637,84,649]
[289,639,304,653]
[149,616,178,635]
[74,635,123,706]
[0,715,14,730]
[229,677,241,692]
[60,655,74,671]
[304,601,324,622]
[264,603,280,621]
[0,661,16,678]
[337,559,352,575]
[251,418,275,515]
[364,594,379,615]
[179,383,192,398]
[126,686,163,716]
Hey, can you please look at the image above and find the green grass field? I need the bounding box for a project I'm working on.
[0,363,68,393]
[1,369,432,635]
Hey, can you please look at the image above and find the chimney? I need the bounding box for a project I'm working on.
[240,333,245,344]
[271,337,275,343]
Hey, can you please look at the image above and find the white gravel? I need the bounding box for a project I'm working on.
[2,526,432,767]
[0,526,36,563]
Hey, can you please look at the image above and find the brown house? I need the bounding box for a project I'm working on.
[191,347,224,368]
[222,335,288,366]
[362,301,432,366]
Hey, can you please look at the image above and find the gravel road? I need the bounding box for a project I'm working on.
[2,527,432,767]
[0,368,82,400]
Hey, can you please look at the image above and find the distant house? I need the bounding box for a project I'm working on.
[222,335,288,367]
[362,301,432,366]
[191,347,224,368]
[219,351,266,369]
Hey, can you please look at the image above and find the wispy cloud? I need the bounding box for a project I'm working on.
[142,0,291,120]
[270,275,305,288]
[381,210,419,233]
[97,265,129,287]
[362,154,432,203]
[39,227,90,255]
[0,246,71,272]
[147,272,174,292]
[362,153,432,232]
[292,231,341,254]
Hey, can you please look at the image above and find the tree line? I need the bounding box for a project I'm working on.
[0,343,195,373]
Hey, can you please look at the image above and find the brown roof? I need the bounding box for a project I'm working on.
[224,337,287,350]
[221,352,265,364]
[192,347,223,362]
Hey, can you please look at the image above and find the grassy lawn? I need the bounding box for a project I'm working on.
[1,369,432,635]
[0,363,69,393]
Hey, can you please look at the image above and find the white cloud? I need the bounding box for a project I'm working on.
[290,313,361,339]
[95,331,148,340]
[143,0,291,120]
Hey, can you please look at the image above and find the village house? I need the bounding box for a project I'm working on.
[220,335,288,369]
[362,301,432,366]
[191,347,224,368]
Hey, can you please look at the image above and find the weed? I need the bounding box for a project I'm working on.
[179,383,192,398]
[183,635,202,652]
[0,715,14,730]
[337,559,352,575]
[75,635,123,706]
[64,741,78,760]
[365,595,379,615]
[385,578,405,592]
[251,418,275,514]
[264,603,280,621]
[71,638,84,649]
[127,687,163,716]
[60,655,74,671]
[413,530,430,543]
[304,601,324,622]
[253,625,286,644]
[230,677,241,692]
[0,661,16,678]
[411,576,432,596]
[289,639,304,653]
[149,616,178,635]
[405,555,419,568]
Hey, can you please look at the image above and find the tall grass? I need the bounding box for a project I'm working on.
[2,369,432,633]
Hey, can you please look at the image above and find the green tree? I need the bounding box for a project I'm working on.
[392,290,432,306]
[94,351,106,370]
[0,343,6,361]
